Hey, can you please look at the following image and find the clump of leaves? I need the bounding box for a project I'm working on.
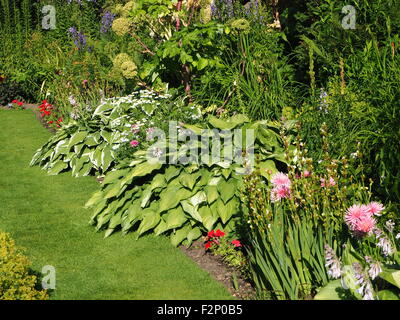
[0,231,48,300]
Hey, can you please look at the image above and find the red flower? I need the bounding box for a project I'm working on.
[57,118,63,123]
[17,102,23,106]
[214,229,225,237]
[42,100,47,104]
[205,241,213,250]
[207,230,216,238]
[232,240,242,247]
[12,99,18,103]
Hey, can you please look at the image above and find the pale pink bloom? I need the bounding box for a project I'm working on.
[130,140,139,147]
[270,185,291,202]
[321,177,336,188]
[271,172,291,187]
[366,202,385,216]
[345,204,370,230]
[303,170,311,178]
[355,216,376,233]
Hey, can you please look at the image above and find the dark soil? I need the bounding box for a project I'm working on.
[180,239,255,300]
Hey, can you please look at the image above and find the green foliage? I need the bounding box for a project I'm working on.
[85,114,287,246]
[0,231,48,300]
[30,90,189,176]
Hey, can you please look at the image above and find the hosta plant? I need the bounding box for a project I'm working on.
[85,114,290,246]
[30,90,201,177]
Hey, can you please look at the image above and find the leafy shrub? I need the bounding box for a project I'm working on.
[30,90,200,176]
[242,124,378,299]
[0,81,31,106]
[85,114,289,245]
[0,231,48,300]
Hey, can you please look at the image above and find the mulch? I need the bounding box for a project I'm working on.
[1,103,257,300]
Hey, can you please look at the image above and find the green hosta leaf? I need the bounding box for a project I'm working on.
[72,155,89,176]
[93,102,113,115]
[314,280,345,300]
[102,168,130,185]
[85,190,104,208]
[380,267,400,289]
[189,191,207,207]
[101,146,114,172]
[108,210,123,230]
[85,135,99,147]
[179,172,200,190]
[100,130,112,143]
[199,206,218,230]
[204,186,219,205]
[377,289,400,300]
[154,219,168,236]
[73,143,85,155]
[128,161,162,180]
[140,185,153,208]
[150,174,166,190]
[137,209,160,235]
[164,207,187,231]
[181,200,202,223]
[170,224,191,247]
[165,166,181,182]
[126,200,143,226]
[217,178,236,203]
[51,139,68,160]
[259,160,278,179]
[79,162,93,176]
[68,131,87,149]
[104,179,126,199]
[47,160,68,175]
[159,187,192,212]
[92,147,103,168]
[215,197,238,224]
[208,114,249,130]
[186,227,202,245]
[104,229,115,238]
[183,123,203,135]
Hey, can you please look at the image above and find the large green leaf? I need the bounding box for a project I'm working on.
[137,209,161,235]
[170,224,191,247]
[314,280,344,300]
[68,131,88,149]
[204,185,219,204]
[47,160,68,175]
[380,267,400,289]
[159,187,192,212]
[164,207,187,231]
[181,200,202,223]
[217,178,236,203]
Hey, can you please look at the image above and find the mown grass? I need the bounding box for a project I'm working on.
[0,109,233,300]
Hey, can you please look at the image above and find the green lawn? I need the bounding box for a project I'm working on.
[0,109,232,300]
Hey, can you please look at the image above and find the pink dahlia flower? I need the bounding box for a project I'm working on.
[271,172,291,187]
[366,202,385,216]
[270,185,291,203]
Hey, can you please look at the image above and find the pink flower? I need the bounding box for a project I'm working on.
[271,172,291,187]
[345,204,377,235]
[130,140,139,147]
[345,204,370,230]
[303,170,311,178]
[356,216,376,233]
[366,202,385,216]
[232,240,242,247]
[271,185,291,202]
[321,177,336,188]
